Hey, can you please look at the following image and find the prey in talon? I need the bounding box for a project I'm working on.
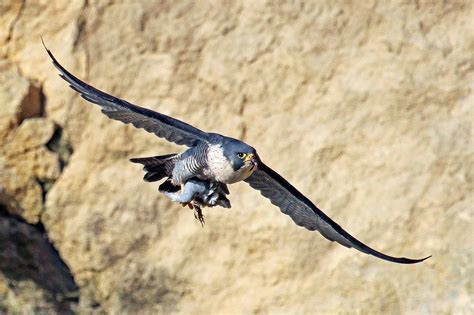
[158,177,231,225]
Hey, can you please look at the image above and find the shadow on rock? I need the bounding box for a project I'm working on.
[0,204,79,313]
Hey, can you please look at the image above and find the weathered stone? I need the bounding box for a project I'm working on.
[3,118,55,154]
[0,0,23,57]
[0,117,60,224]
[0,60,41,123]
[0,205,78,314]
[1,1,473,314]
[0,116,15,147]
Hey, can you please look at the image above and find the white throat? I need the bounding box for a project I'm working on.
[206,145,255,184]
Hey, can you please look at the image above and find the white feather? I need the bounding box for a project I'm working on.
[206,144,255,184]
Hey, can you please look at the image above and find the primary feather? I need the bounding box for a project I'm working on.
[245,163,431,264]
[42,39,209,147]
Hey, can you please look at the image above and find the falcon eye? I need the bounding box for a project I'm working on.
[237,152,246,159]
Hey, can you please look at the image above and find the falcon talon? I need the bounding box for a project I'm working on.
[193,206,205,226]
[160,178,229,210]
[45,41,430,265]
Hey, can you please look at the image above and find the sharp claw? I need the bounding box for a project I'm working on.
[193,206,205,227]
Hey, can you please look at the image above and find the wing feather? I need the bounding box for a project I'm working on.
[43,41,210,147]
[245,162,430,264]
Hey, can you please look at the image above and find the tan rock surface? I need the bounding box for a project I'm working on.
[0,117,60,224]
[0,60,42,123]
[1,1,473,314]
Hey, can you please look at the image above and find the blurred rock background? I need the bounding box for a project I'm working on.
[0,0,472,314]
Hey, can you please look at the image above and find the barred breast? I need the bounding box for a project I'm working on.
[171,145,207,184]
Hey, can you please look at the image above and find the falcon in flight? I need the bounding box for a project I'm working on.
[44,42,430,264]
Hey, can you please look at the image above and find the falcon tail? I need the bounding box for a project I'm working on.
[130,154,178,182]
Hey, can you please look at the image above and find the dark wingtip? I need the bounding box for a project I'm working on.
[41,37,68,77]
[405,254,432,264]
[41,36,54,60]
[387,254,431,264]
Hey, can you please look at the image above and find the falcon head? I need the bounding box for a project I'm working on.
[206,136,259,184]
[222,138,259,173]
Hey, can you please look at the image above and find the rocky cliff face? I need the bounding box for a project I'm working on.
[0,1,472,314]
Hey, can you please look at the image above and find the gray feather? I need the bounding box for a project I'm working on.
[43,40,210,147]
[172,144,209,184]
[245,163,430,264]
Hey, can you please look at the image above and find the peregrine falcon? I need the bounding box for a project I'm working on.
[44,42,430,264]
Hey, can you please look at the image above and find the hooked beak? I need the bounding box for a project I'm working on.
[244,153,258,171]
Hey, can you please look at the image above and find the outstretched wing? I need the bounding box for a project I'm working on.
[245,162,430,264]
[43,41,210,147]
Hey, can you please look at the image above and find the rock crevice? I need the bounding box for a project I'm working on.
[0,202,79,314]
